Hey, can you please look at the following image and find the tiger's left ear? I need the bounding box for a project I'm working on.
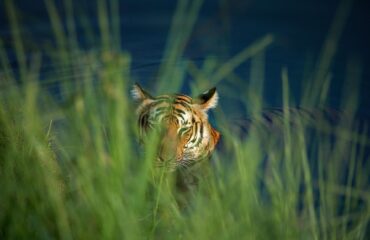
[131,83,153,102]
[194,87,218,112]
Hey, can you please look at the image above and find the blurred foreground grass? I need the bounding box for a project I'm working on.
[0,0,369,239]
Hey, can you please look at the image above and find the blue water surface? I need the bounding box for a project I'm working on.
[0,0,369,118]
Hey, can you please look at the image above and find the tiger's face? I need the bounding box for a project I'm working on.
[131,83,220,169]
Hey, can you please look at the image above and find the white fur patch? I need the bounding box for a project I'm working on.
[131,84,145,101]
[206,91,218,109]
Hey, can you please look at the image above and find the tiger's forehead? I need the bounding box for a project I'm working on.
[154,94,193,103]
[144,94,199,123]
[151,94,193,111]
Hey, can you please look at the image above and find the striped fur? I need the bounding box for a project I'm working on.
[131,83,220,169]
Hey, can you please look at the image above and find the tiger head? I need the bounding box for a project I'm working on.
[131,83,220,169]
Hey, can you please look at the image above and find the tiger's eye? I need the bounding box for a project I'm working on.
[178,126,190,136]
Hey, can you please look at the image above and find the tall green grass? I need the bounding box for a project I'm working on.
[1,0,369,239]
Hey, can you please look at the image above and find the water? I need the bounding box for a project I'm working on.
[0,0,369,117]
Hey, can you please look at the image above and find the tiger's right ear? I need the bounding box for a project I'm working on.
[131,83,153,102]
[194,87,218,112]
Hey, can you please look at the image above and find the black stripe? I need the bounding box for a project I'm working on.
[155,96,171,100]
[139,114,148,128]
[152,107,169,120]
[195,124,203,147]
[200,124,204,139]
[174,108,186,115]
[153,99,172,105]
[175,94,191,101]
[174,112,185,121]
[154,106,169,113]
[190,123,198,143]
[175,101,192,110]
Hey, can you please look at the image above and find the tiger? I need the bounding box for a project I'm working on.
[131,83,220,170]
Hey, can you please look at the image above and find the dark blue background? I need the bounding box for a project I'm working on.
[0,0,369,117]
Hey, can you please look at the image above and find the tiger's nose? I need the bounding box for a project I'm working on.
[158,138,177,161]
[157,120,179,162]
